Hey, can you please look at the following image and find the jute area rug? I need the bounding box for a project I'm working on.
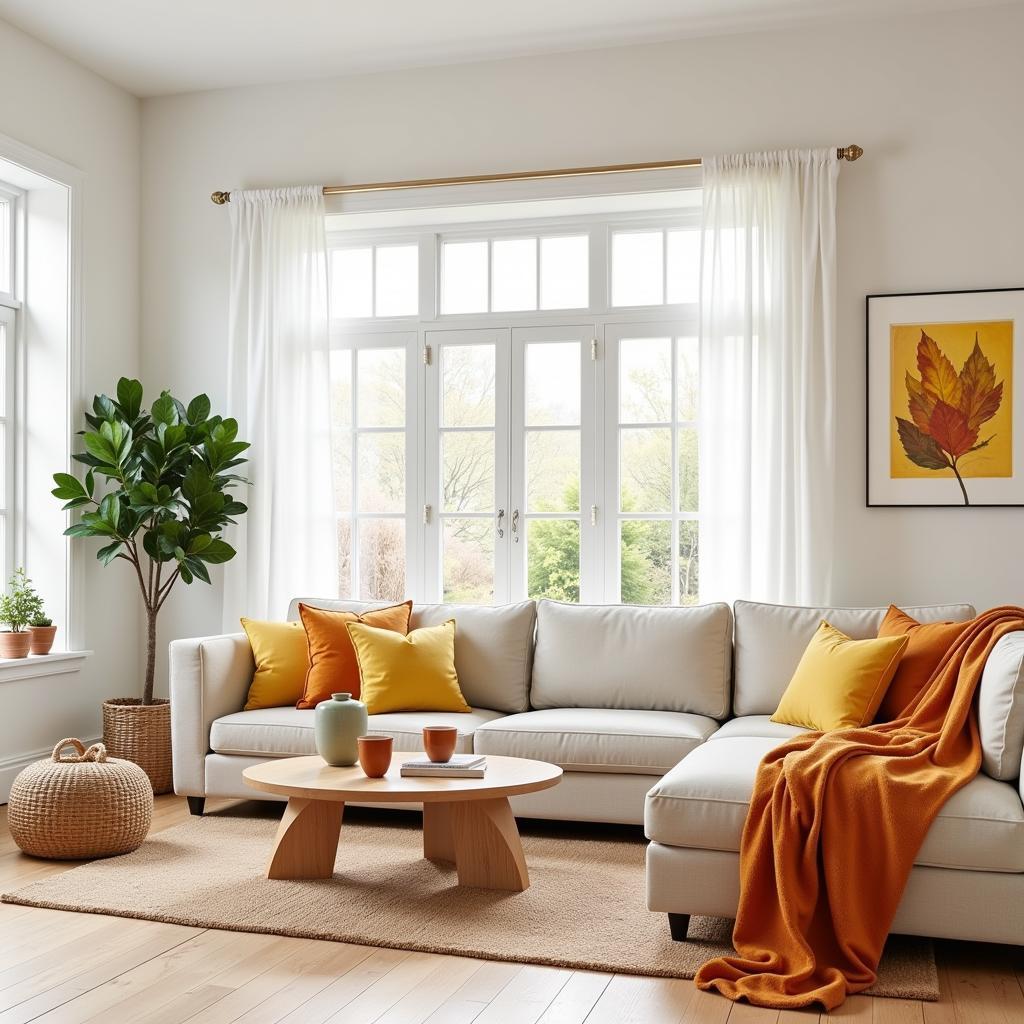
[2,807,937,1000]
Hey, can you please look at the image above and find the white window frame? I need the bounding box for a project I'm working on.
[328,204,701,606]
[603,322,699,606]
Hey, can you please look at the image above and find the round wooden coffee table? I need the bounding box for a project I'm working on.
[243,753,562,892]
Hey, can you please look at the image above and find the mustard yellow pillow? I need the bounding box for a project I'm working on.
[345,618,470,715]
[771,621,909,731]
[240,618,309,711]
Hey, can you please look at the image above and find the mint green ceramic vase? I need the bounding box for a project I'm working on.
[314,692,368,767]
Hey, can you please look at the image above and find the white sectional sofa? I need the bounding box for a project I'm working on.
[169,596,1024,946]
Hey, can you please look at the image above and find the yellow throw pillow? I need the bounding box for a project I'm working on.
[345,618,470,715]
[240,618,309,711]
[771,621,909,732]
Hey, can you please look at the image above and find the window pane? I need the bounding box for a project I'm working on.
[526,341,580,426]
[330,350,352,512]
[375,245,418,317]
[442,431,494,513]
[679,520,699,606]
[676,336,699,422]
[443,518,493,603]
[527,519,579,602]
[0,200,9,295]
[667,229,700,304]
[338,517,352,598]
[442,344,494,427]
[526,430,580,513]
[358,518,406,601]
[611,231,663,307]
[441,240,488,314]
[357,348,405,427]
[620,520,671,605]
[491,238,536,312]
[678,427,698,513]
[331,248,372,318]
[620,427,672,512]
[0,321,7,417]
[357,432,405,513]
[540,235,588,309]
[619,337,671,423]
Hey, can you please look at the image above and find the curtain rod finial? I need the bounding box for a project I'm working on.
[838,144,863,162]
[211,190,231,205]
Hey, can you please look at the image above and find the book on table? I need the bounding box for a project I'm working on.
[400,754,487,778]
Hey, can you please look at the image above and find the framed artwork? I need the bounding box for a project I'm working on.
[867,287,1024,507]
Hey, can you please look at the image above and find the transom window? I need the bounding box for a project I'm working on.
[328,205,701,607]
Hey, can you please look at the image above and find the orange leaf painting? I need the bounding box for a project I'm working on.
[892,327,1010,504]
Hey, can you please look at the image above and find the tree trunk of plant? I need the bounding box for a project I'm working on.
[144,608,157,706]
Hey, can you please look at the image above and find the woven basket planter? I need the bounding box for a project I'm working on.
[102,698,173,795]
[8,738,153,859]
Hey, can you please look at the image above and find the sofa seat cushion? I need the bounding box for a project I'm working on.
[645,736,1024,873]
[474,708,717,775]
[209,706,504,758]
[709,716,808,744]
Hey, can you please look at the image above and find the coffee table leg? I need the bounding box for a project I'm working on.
[450,797,530,891]
[422,802,456,863]
[267,797,344,880]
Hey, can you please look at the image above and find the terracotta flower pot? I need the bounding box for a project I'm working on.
[102,698,172,794]
[423,725,458,763]
[28,625,57,655]
[357,735,393,779]
[0,631,32,659]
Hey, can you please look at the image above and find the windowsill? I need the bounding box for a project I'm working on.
[0,649,92,682]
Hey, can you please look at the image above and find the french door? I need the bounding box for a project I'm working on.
[425,325,598,604]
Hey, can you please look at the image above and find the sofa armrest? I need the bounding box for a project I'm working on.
[169,633,254,797]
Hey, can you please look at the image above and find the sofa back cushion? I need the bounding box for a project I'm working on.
[732,601,976,717]
[978,631,1024,781]
[530,600,732,718]
[288,598,535,713]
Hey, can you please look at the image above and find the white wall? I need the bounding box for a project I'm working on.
[0,20,141,767]
[141,4,1024,687]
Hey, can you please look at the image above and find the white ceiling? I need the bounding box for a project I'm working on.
[0,0,1014,97]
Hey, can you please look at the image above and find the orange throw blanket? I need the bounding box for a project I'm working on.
[695,606,1024,1010]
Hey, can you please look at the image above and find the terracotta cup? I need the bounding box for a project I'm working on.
[357,735,393,778]
[423,725,458,763]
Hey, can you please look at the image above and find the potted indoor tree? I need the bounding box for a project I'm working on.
[52,378,249,793]
[0,569,44,659]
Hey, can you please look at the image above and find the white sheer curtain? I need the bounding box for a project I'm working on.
[698,150,839,605]
[222,186,336,625]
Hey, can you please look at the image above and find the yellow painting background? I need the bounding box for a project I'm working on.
[889,319,1013,479]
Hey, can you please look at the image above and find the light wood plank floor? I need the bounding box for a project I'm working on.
[1,796,1021,1023]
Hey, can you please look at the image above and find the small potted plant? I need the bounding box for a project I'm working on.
[28,612,57,655]
[0,569,44,659]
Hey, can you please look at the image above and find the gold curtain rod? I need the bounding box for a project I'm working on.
[210,145,864,205]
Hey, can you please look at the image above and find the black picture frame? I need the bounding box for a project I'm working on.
[866,286,1024,508]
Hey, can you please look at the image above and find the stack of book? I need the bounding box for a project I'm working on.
[400,754,487,778]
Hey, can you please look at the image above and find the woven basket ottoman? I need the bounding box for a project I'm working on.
[8,738,153,859]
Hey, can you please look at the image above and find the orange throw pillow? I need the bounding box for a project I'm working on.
[296,601,412,708]
[875,605,972,721]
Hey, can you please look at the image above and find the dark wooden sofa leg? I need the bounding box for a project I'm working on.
[186,796,206,817]
[668,913,690,941]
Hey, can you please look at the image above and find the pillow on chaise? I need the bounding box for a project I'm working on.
[874,605,973,721]
[771,620,908,731]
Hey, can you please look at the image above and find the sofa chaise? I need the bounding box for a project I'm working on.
[169,597,1024,946]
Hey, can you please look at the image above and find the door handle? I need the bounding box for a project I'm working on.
[496,508,505,539]
[511,508,520,543]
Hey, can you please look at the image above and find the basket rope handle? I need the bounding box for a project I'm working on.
[51,738,108,763]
